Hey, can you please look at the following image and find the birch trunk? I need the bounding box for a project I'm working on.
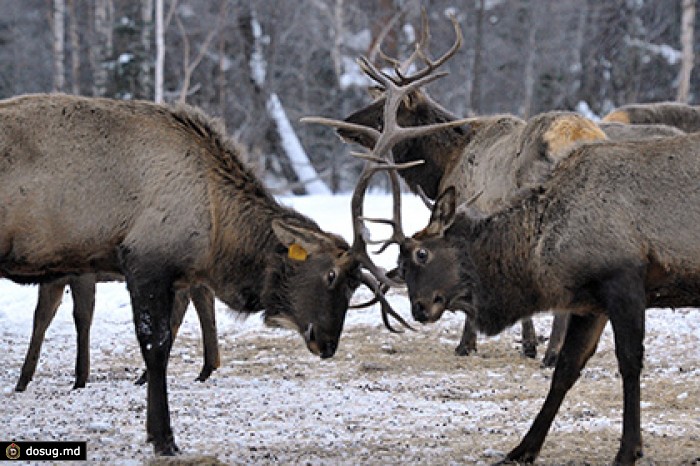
[53,0,66,92]
[676,0,695,103]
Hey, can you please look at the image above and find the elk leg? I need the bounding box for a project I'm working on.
[603,270,646,464]
[68,275,97,389]
[134,289,188,386]
[15,281,66,392]
[189,284,219,382]
[120,249,179,456]
[455,312,477,355]
[520,317,537,359]
[541,312,569,367]
[505,312,608,463]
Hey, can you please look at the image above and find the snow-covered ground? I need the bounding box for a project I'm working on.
[1,194,698,465]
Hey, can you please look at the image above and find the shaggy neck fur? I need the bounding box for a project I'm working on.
[448,198,545,335]
[167,105,325,315]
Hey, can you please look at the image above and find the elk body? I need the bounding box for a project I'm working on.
[397,130,700,464]
[0,93,374,455]
[14,273,218,392]
[603,101,700,133]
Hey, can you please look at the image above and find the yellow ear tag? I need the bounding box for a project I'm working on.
[288,243,308,261]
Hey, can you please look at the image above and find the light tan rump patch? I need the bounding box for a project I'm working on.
[544,115,608,161]
[601,110,631,124]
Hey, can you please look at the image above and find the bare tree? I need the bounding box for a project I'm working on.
[67,0,80,94]
[52,0,66,92]
[139,0,154,100]
[677,0,695,103]
[155,0,165,102]
[470,0,484,114]
[174,1,224,104]
[91,0,113,97]
[520,1,539,118]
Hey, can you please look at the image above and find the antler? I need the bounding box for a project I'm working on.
[301,11,464,333]
[375,8,463,87]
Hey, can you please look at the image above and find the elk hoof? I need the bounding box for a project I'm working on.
[14,381,29,392]
[152,434,180,456]
[541,351,559,368]
[195,365,216,382]
[153,440,180,456]
[454,344,477,356]
[521,343,537,359]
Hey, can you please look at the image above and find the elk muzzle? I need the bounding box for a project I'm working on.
[303,323,338,359]
[410,291,447,323]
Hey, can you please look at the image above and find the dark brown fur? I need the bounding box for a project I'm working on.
[603,101,700,133]
[398,131,700,463]
[0,94,361,455]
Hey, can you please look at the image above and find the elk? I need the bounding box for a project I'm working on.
[324,12,613,365]
[14,273,218,392]
[603,101,700,133]
[356,87,700,463]
[0,93,411,455]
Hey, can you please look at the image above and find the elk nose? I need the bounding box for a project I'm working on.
[412,300,428,322]
[320,340,338,359]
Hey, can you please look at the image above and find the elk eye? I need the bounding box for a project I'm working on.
[326,270,337,287]
[415,248,429,264]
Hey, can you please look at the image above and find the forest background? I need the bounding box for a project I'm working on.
[2,0,697,193]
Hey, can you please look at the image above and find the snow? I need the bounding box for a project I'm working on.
[625,37,682,65]
[1,194,698,464]
[339,56,371,90]
[575,100,599,121]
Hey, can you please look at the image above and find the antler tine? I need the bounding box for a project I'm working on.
[349,159,412,288]
[361,9,462,92]
[300,116,381,147]
[396,12,463,86]
[359,271,415,333]
[356,56,398,89]
[396,7,431,79]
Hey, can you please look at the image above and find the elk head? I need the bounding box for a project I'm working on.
[337,10,470,199]
[396,187,481,324]
[262,220,362,358]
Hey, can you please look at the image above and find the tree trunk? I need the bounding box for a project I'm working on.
[677,0,696,103]
[91,0,112,97]
[175,2,223,104]
[521,3,538,118]
[53,0,66,92]
[471,0,485,114]
[140,0,154,100]
[67,0,80,94]
[238,4,329,195]
[155,0,164,103]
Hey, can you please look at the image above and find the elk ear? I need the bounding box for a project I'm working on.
[271,220,330,260]
[367,86,385,100]
[402,90,423,110]
[424,187,457,237]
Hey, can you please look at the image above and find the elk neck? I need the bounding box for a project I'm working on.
[450,194,547,336]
